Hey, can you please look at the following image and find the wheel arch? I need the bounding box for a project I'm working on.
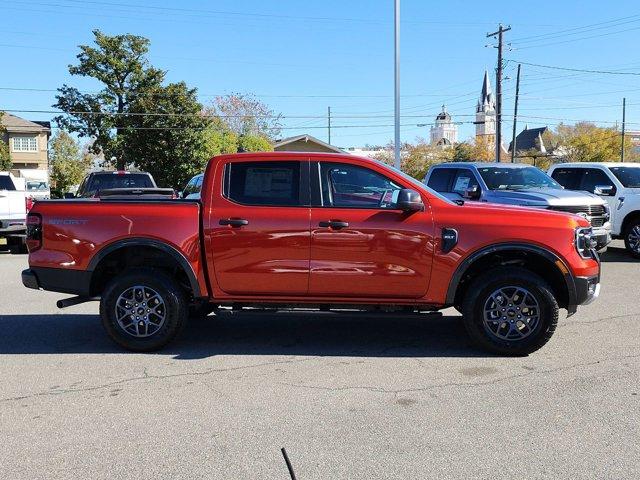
[87,238,202,298]
[446,243,576,312]
[621,210,640,235]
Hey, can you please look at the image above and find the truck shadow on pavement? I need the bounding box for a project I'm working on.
[600,246,636,263]
[0,311,487,358]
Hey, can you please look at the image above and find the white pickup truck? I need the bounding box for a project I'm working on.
[0,172,30,252]
[548,162,640,258]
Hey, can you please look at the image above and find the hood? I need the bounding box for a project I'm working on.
[486,187,605,207]
[457,199,591,228]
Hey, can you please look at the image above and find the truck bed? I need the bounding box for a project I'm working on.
[27,199,207,295]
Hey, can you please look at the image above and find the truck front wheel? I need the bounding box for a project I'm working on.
[100,268,188,352]
[623,219,640,258]
[462,267,559,356]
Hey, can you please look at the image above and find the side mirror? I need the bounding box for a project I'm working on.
[463,185,481,200]
[396,189,424,212]
[594,185,614,196]
[64,192,75,199]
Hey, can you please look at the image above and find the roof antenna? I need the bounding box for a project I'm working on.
[281,448,298,480]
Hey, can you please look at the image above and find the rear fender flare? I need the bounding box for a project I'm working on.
[87,238,202,297]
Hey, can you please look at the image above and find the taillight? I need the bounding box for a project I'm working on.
[25,196,34,213]
[26,213,42,252]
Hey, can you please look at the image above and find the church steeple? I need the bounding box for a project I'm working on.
[475,70,496,144]
[477,70,495,113]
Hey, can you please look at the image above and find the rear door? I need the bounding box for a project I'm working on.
[208,159,311,296]
[309,161,434,298]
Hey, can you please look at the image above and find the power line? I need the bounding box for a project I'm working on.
[509,13,640,44]
[507,60,640,76]
[510,24,640,50]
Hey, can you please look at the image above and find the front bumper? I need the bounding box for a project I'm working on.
[574,275,600,306]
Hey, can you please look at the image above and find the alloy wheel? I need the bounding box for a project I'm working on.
[628,225,640,253]
[483,286,540,341]
[115,285,166,338]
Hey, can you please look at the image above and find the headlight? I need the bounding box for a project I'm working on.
[575,227,597,259]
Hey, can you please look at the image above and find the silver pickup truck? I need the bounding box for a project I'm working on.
[424,163,611,249]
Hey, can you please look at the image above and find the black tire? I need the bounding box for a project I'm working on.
[100,268,188,352]
[623,218,640,259]
[461,267,559,356]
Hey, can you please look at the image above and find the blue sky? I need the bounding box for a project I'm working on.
[1,0,640,148]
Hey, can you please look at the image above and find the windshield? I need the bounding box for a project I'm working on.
[84,173,155,196]
[478,166,561,190]
[610,166,640,188]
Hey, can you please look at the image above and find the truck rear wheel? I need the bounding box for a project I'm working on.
[623,219,640,258]
[461,267,559,356]
[100,268,188,352]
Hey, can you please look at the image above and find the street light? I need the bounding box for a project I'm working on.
[394,0,400,170]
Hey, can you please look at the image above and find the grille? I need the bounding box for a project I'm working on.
[591,217,605,227]
[548,205,606,216]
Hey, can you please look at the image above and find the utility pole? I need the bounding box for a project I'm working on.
[327,106,332,145]
[621,97,626,162]
[394,0,401,170]
[510,63,521,163]
[487,23,511,162]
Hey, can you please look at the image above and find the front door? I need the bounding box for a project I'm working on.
[208,159,310,296]
[309,161,434,299]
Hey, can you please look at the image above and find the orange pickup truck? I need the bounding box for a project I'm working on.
[23,152,600,355]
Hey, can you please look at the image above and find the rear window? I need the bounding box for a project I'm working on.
[84,173,154,196]
[427,168,456,192]
[0,176,16,190]
[224,161,301,206]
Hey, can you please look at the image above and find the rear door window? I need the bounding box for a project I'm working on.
[224,161,302,206]
[427,168,456,193]
[550,168,583,190]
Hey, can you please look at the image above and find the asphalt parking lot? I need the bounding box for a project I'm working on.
[0,243,638,480]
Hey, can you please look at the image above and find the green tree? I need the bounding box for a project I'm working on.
[124,82,212,189]
[0,112,11,170]
[202,118,238,158]
[49,130,92,194]
[54,30,165,169]
[238,134,273,152]
[545,122,638,162]
[373,139,451,179]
